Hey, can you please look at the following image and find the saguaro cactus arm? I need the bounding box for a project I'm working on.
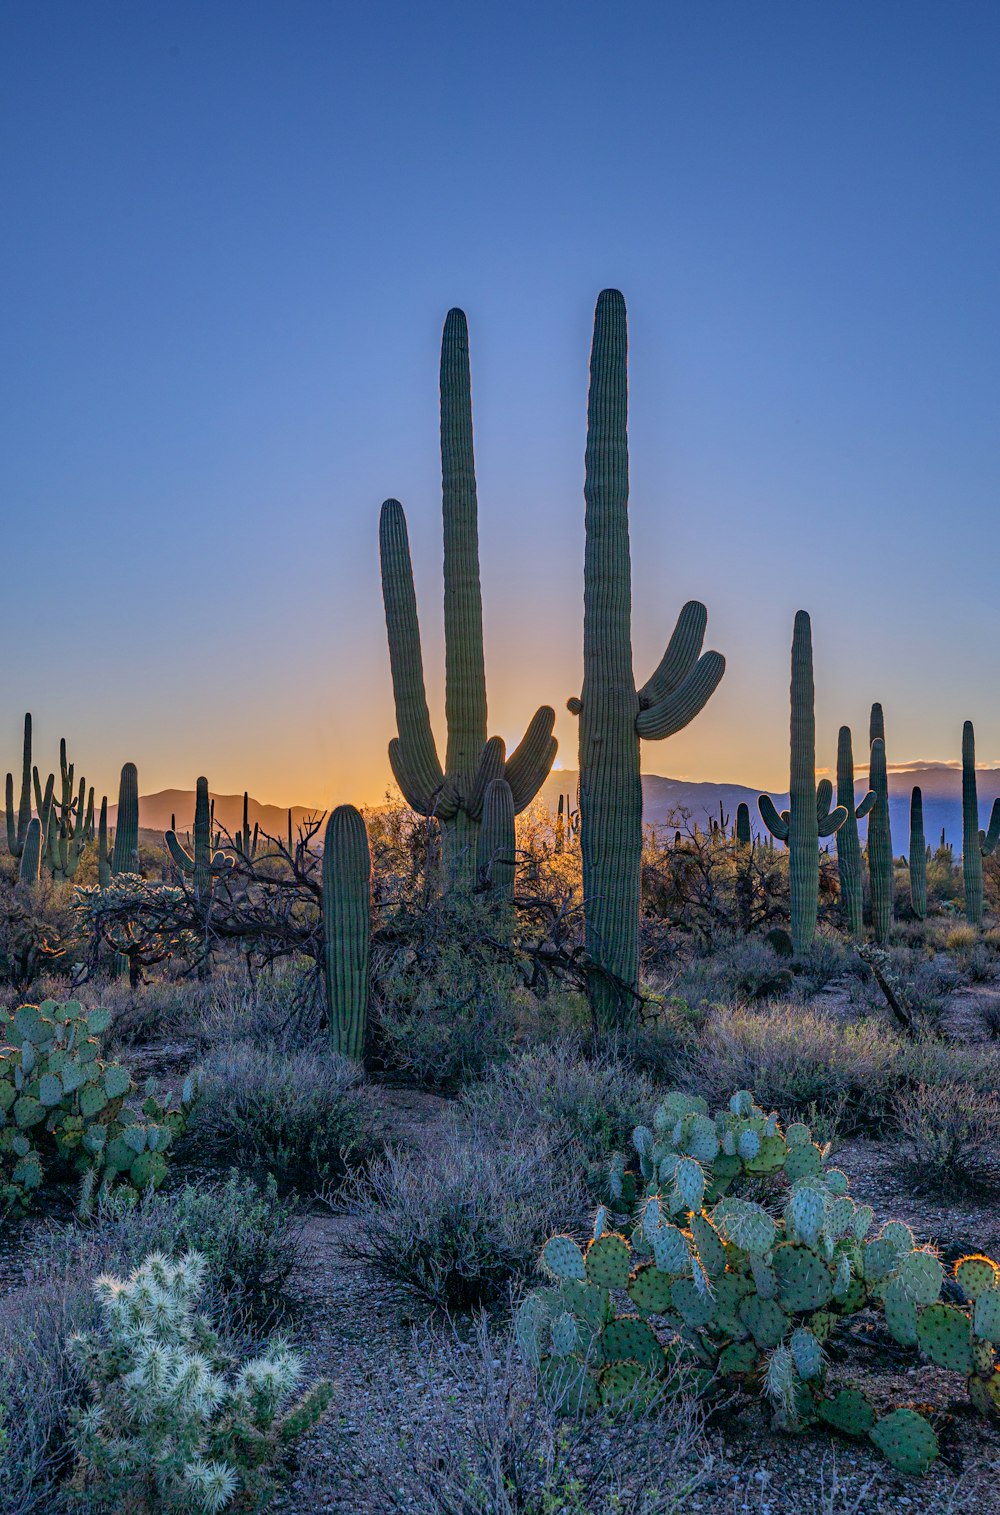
[503,706,558,811]
[758,794,790,841]
[979,799,1000,858]
[635,600,726,740]
[5,713,33,858]
[379,498,445,816]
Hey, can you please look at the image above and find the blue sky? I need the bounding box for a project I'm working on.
[2,2,998,806]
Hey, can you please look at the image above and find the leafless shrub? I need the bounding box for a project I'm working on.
[896,1080,1000,1192]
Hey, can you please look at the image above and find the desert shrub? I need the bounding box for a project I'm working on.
[346,1314,711,1515]
[0,870,82,992]
[345,1124,584,1312]
[899,1037,1000,1093]
[897,1080,1000,1192]
[189,1041,386,1193]
[686,1005,905,1132]
[977,997,1000,1039]
[370,889,518,1089]
[70,1172,302,1335]
[954,941,997,984]
[791,935,856,997]
[462,1044,656,1164]
[946,924,980,952]
[616,994,704,1081]
[666,932,793,1009]
[67,1250,332,1513]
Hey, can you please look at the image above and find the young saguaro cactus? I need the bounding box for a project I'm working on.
[961,720,1000,927]
[735,802,753,847]
[835,726,876,940]
[759,612,847,953]
[867,704,894,943]
[165,777,228,901]
[572,291,725,1024]
[379,310,557,888]
[909,785,927,922]
[5,713,33,860]
[323,805,371,1061]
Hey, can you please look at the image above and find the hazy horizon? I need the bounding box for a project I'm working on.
[4,3,999,810]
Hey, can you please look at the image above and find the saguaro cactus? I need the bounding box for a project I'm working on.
[165,778,228,900]
[379,309,556,888]
[323,805,371,1060]
[835,726,876,940]
[5,713,33,859]
[234,792,259,861]
[17,817,42,885]
[111,763,139,876]
[759,612,847,953]
[961,720,1000,927]
[909,785,927,922]
[476,775,516,923]
[573,290,725,1023]
[867,703,894,943]
[97,797,111,886]
[735,802,752,847]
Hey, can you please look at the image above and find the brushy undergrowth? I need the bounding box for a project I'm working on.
[343,1123,585,1313]
[188,1041,389,1194]
[897,1080,1000,1193]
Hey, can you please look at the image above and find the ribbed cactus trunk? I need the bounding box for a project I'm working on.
[476,776,516,931]
[323,805,371,1061]
[191,778,212,902]
[577,291,725,1024]
[5,713,32,859]
[17,817,41,885]
[98,797,111,886]
[379,309,556,893]
[735,803,752,847]
[580,291,643,1022]
[867,704,894,943]
[909,785,927,921]
[835,726,874,940]
[111,763,139,876]
[440,309,488,881]
[758,613,847,953]
[961,721,1000,927]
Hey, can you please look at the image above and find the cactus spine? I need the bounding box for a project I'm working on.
[323,805,371,1060]
[575,291,725,1023]
[379,310,556,889]
[476,776,516,925]
[17,817,42,885]
[867,704,894,943]
[110,764,139,876]
[759,612,847,953]
[909,785,927,921]
[5,714,33,859]
[835,726,875,940]
[962,720,1000,927]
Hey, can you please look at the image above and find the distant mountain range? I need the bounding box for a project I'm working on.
[119,763,1000,854]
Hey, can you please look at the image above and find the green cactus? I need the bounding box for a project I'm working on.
[234,791,259,861]
[379,310,556,889]
[40,737,95,881]
[97,795,111,887]
[866,704,894,942]
[111,763,139,876]
[834,726,875,939]
[573,291,725,1024]
[758,612,847,952]
[17,816,42,885]
[869,1408,939,1476]
[909,784,927,921]
[735,802,752,847]
[165,778,228,900]
[962,720,1000,927]
[5,713,33,859]
[475,776,516,921]
[322,804,371,1061]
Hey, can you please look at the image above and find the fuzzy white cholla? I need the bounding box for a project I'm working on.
[69,1250,329,1515]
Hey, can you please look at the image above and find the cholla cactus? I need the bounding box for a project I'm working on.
[70,1250,333,1513]
[519,1085,961,1477]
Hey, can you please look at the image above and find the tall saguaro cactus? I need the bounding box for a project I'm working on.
[574,290,725,1023]
[961,720,1000,927]
[323,805,371,1061]
[759,612,847,953]
[111,763,139,876]
[835,726,875,940]
[867,703,894,943]
[379,309,557,886]
[165,778,228,901]
[909,785,927,922]
[5,713,33,860]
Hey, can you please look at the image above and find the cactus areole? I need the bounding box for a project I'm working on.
[576,290,725,1025]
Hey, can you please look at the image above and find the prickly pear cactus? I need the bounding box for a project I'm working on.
[518,1085,964,1477]
[0,1000,196,1214]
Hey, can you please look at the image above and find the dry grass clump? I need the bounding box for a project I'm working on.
[946,924,980,952]
[896,1080,1000,1193]
[343,1123,585,1313]
[189,1041,388,1194]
